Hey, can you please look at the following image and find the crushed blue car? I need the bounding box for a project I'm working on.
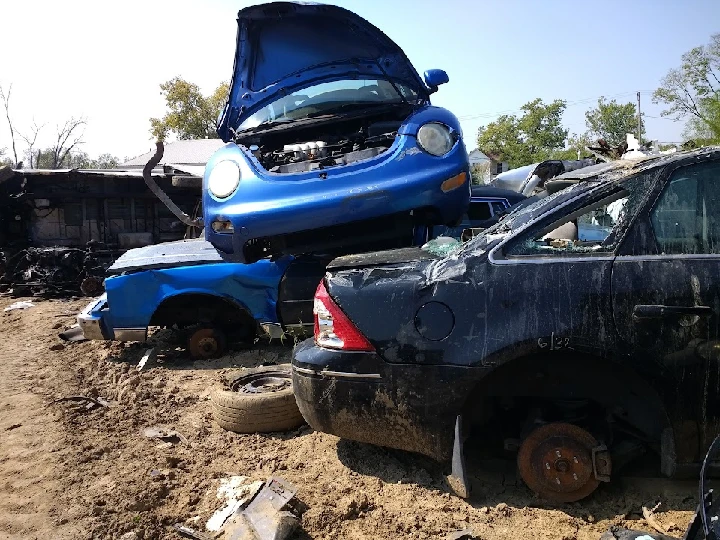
[204,1,470,263]
[77,238,328,358]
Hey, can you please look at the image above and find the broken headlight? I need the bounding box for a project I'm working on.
[417,123,453,156]
[207,160,240,199]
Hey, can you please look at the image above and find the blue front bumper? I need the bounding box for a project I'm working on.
[204,136,470,262]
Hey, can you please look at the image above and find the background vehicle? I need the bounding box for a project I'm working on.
[293,147,720,503]
[431,185,525,238]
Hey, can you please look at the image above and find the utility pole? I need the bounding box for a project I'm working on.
[636,91,642,142]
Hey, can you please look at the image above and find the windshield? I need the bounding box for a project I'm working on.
[238,79,418,131]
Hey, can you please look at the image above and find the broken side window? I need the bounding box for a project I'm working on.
[650,161,720,255]
[503,176,647,257]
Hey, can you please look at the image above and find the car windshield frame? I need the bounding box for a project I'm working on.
[237,78,418,132]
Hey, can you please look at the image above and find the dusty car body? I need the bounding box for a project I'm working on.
[292,146,720,502]
[203,2,470,263]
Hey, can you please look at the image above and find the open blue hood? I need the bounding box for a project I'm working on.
[217,1,430,141]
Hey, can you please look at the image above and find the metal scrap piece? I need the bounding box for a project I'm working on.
[141,425,187,445]
[137,348,156,371]
[172,523,215,540]
[224,477,299,540]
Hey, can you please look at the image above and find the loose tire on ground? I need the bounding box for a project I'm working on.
[211,365,305,433]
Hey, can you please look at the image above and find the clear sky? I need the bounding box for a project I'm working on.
[1,0,718,162]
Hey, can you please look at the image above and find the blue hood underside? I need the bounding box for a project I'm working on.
[218,1,429,140]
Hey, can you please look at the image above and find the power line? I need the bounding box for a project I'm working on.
[456,90,657,121]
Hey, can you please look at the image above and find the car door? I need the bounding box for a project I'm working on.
[611,158,720,463]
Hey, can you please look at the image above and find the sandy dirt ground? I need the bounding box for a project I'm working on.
[0,296,700,539]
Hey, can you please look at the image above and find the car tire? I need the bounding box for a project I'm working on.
[211,365,304,433]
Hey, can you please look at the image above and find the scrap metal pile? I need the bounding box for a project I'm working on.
[0,243,115,298]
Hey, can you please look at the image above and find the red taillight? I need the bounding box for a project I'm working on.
[313,281,374,351]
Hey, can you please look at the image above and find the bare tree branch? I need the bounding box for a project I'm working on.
[51,117,86,168]
[18,120,44,169]
[0,84,19,166]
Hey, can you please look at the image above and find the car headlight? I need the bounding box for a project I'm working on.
[417,123,454,156]
[207,160,240,198]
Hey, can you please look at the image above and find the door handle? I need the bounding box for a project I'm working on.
[633,304,713,319]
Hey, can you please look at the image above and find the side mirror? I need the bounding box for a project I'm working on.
[424,69,449,91]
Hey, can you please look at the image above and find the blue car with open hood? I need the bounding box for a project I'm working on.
[204,1,470,263]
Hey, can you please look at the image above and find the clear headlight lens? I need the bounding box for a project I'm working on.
[417,123,454,156]
[207,160,240,198]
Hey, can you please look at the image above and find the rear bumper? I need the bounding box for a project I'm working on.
[291,339,483,461]
[77,294,111,340]
[77,294,147,342]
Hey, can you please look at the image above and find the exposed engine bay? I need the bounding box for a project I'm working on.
[236,108,410,174]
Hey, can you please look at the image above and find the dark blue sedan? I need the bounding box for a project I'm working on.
[203,2,471,263]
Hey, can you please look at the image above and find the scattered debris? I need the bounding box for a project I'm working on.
[141,425,188,445]
[172,523,215,540]
[207,476,265,532]
[58,324,87,342]
[0,245,112,298]
[49,395,109,410]
[4,300,34,311]
[137,347,156,371]
[599,525,675,539]
[446,530,478,540]
[421,236,461,257]
[642,503,669,535]
[221,477,301,540]
[4,423,21,431]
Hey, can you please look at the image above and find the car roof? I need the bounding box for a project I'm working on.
[471,185,526,203]
[554,146,720,182]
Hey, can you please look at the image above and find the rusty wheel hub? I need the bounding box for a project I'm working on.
[188,328,226,359]
[197,337,218,355]
[517,422,611,503]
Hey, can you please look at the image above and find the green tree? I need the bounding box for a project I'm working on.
[477,98,568,169]
[150,77,229,140]
[653,33,720,142]
[585,97,642,147]
[0,147,13,167]
[87,153,120,169]
[27,148,119,169]
[550,133,594,161]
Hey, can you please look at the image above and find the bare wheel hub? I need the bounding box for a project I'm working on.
[197,337,218,355]
[517,422,611,503]
[188,327,226,359]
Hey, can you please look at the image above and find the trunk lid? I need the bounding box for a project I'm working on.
[218,1,429,140]
[327,246,439,271]
[108,239,223,274]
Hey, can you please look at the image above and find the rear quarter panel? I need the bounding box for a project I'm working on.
[103,258,291,330]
